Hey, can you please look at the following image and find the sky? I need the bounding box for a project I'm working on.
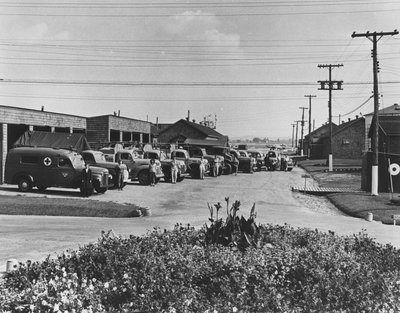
[0,0,399,140]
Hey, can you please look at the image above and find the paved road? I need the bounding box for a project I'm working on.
[1,166,400,272]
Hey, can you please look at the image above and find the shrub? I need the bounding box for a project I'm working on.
[2,202,400,312]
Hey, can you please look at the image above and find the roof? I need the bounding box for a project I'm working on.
[159,119,226,139]
[183,138,228,147]
[365,103,400,116]
[304,123,336,139]
[13,131,91,152]
[332,117,364,136]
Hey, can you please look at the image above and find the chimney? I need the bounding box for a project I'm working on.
[348,118,351,122]
[187,110,190,121]
[118,110,120,117]
[356,115,359,119]
[41,106,44,111]
[192,119,196,123]
[394,103,400,110]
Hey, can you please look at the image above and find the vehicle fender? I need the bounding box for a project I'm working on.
[14,173,34,185]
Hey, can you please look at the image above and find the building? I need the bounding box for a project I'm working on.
[0,105,151,183]
[157,119,229,147]
[86,114,151,147]
[303,123,332,159]
[330,116,365,159]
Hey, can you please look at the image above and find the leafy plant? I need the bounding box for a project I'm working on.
[203,197,260,251]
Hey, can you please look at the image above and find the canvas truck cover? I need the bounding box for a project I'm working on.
[13,131,91,152]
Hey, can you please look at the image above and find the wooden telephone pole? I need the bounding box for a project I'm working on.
[351,30,398,195]
[304,95,316,159]
[317,64,343,172]
[299,107,308,156]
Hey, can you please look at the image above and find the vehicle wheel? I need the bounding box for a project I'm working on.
[191,164,200,178]
[18,177,33,192]
[138,170,150,185]
[223,163,232,175]
[109,173,117,189]
[95,187,107,194]
[246,163,253,173]
[37,186,47,192]
[177,173,185,182]
[164,171,172,183]
[80,186,94,196]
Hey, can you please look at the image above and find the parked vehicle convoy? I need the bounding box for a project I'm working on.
[247,150,265,171]
[206,146,253,174]
[229,149,254,173]
[264,150,281,171]
[81,150,129,188]
[182,146,223,177]
[114,149,164,185]
[280,154,295,171]
[170,149,210,179]
[4,147,110,193]
[143,149,188,182]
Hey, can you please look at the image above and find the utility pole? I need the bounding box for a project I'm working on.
[318,64,343,172]
[351,30,398,196]
[295,120,301,154]
[299,107,308,156]
[304,95,316,159]
[291,123,296,148]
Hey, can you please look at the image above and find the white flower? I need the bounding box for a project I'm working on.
[104,282,109,289]
[92,278,97,283]
[113,287,117,291]
[53,303,60,312]
[123,273,129,279]
[89,284,94,291]
[29,304,35,311]
[233,307,238,313]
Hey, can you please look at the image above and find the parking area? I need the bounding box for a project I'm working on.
[2,166,400,272]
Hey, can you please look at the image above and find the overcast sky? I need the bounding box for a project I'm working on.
[0,1,399,139]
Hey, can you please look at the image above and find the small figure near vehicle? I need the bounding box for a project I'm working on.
[116,160,125,190]
[81,163,93,197]
[199,156,206,179]
[170,156,179,184]
[232,155,239,176]
[149,158,157,187]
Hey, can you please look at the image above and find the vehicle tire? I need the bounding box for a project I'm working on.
[177,173,185,182]
[191,164,200,178]
[18,177,33,192]
[223,163,232,175]
[163,171,172,183]
[95,187,107,194]
[138,170,151,185]
[109,173,117,189]
[80,186,94,196]
[37,186,47,192]
[246,163,253,173]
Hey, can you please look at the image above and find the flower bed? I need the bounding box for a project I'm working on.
[2,202,400,312]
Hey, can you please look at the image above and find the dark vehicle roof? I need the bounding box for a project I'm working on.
[8,146,81,157]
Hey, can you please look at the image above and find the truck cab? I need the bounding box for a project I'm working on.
[115,149,164,185]
[81,150,129,188]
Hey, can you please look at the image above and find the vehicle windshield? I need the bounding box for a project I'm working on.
[93,152,107,162]
[70,154,86,168]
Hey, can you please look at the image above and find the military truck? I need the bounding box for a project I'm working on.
[81,150,129,189]
[114,149,164,185]
[143,149,188,182]
[170,148,211,179]
[5,147,110,194]
[180,146,223,177]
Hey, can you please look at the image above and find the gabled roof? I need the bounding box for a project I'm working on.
[365,103,400,116]
[151,123,172,136]
[304,123,336,139]
[332,117,364,136]
[159,119,226,139]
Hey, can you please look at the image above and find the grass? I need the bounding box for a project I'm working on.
[0,195,142,218]
[298,159,400,224]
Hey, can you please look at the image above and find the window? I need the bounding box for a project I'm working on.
[21,155,39,164]
[342,138,350,145]
[59,158,72,167]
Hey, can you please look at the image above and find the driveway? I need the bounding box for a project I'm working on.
[1,166,400,272]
